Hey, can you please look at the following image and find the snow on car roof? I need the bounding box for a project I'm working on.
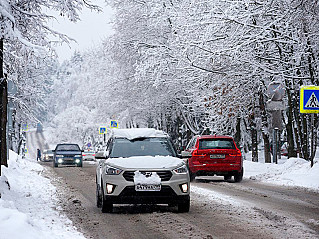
[112,128,168,140]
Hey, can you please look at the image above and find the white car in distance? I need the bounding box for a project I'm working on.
[82,149,95,161]
[95,128,190,213]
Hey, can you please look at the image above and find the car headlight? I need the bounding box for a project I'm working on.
[105,165,123,175]
[173,164,188,174]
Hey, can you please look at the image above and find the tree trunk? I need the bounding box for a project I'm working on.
[0,38,8,176]
[284,79,297,158]
[250,114,258,162]
[234,116,241,149]
[259,88,271,163]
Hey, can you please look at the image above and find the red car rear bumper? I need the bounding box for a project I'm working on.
[189,162,242,174]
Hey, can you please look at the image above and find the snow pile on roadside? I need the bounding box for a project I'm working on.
[244,157,319,190]
[0,150,85,239]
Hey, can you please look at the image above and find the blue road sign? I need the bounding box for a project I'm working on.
[110,120,118,128]
[87,143,92,147]
[99,127,107,134]
[22,123,28,131]
[300,86,319,113]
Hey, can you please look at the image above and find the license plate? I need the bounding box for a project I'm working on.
[210,154,225,159]
[135,184,161,191]
[64,158,74,161]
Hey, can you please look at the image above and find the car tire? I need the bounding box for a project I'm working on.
[224,175,232,181]
[54,161,58,167]
[234,168,244,183]
[96,183,102,208]
[177,199,190,213]
[101,184,113,213]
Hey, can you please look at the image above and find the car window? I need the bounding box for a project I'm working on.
[110,137,176,158]
[199,139,235,149]
[56,144,80,151]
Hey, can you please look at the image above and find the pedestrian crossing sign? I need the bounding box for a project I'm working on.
[300,86,319,113]
[110,120,118,128]
[99,127,107,134]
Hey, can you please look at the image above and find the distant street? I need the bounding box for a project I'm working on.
[27,130,319,239]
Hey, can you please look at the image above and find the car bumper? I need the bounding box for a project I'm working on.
[189,163,242,175]
[101,173,190,204]
[83,156,95,161]
[56,159,82,165]
[104,186,190,204]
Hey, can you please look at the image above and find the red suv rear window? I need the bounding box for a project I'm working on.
[198,139,235,150]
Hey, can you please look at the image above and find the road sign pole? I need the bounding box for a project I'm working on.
[277,129,281,160]
[273,128,278,164]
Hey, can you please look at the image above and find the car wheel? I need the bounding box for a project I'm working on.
[224,175,232,181]
[177,199,190,213]
[101,184,113,213]
[234,168,244,183]
[96,183,102,208]
[54,161,58,167]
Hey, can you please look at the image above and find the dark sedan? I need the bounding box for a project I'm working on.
[53,143,83,167]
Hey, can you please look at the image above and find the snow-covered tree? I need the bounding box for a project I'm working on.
[0,0,100,174]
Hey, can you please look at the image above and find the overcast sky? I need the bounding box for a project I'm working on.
[49,0,114,62]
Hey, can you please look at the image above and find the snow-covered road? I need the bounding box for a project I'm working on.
[44,160,319,239]
[1,129,319,239]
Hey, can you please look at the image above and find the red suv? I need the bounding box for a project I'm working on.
[182,135,243,182]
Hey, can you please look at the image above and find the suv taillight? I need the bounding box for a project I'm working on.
[192,150,206,157]
[229,150,241,157]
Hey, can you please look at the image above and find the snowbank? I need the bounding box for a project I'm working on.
[244,156,319,190]
[0,151,85,239]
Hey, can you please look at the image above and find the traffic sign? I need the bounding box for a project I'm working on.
[99,127,107,134]
[300,86,319,113]
[22,123,28,132]
[87,142,92,148]
[110,120,118,128]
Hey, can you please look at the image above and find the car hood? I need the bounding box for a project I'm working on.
[55,151,82,155]
[106,155,184,170]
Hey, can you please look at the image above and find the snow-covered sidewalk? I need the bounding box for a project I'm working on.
[244,151,319,190]
[0,151,85,239]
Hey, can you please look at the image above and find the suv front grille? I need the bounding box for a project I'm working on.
[123,171,172,182]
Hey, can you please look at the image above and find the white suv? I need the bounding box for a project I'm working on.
[96,128,190,213]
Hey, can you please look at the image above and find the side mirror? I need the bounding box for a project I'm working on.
[95,151,106,159]
[103,150,110,158]
[181,151,192,158]
[95,150,110,159]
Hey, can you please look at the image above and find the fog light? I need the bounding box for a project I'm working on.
[106,184,115,194]
[75,159,80,163]
[58,158,63,163]
[181,183,188,193]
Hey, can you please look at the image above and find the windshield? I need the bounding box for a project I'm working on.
[56,144,80,151]
[199,138,235,150]
[110,137,177,158]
